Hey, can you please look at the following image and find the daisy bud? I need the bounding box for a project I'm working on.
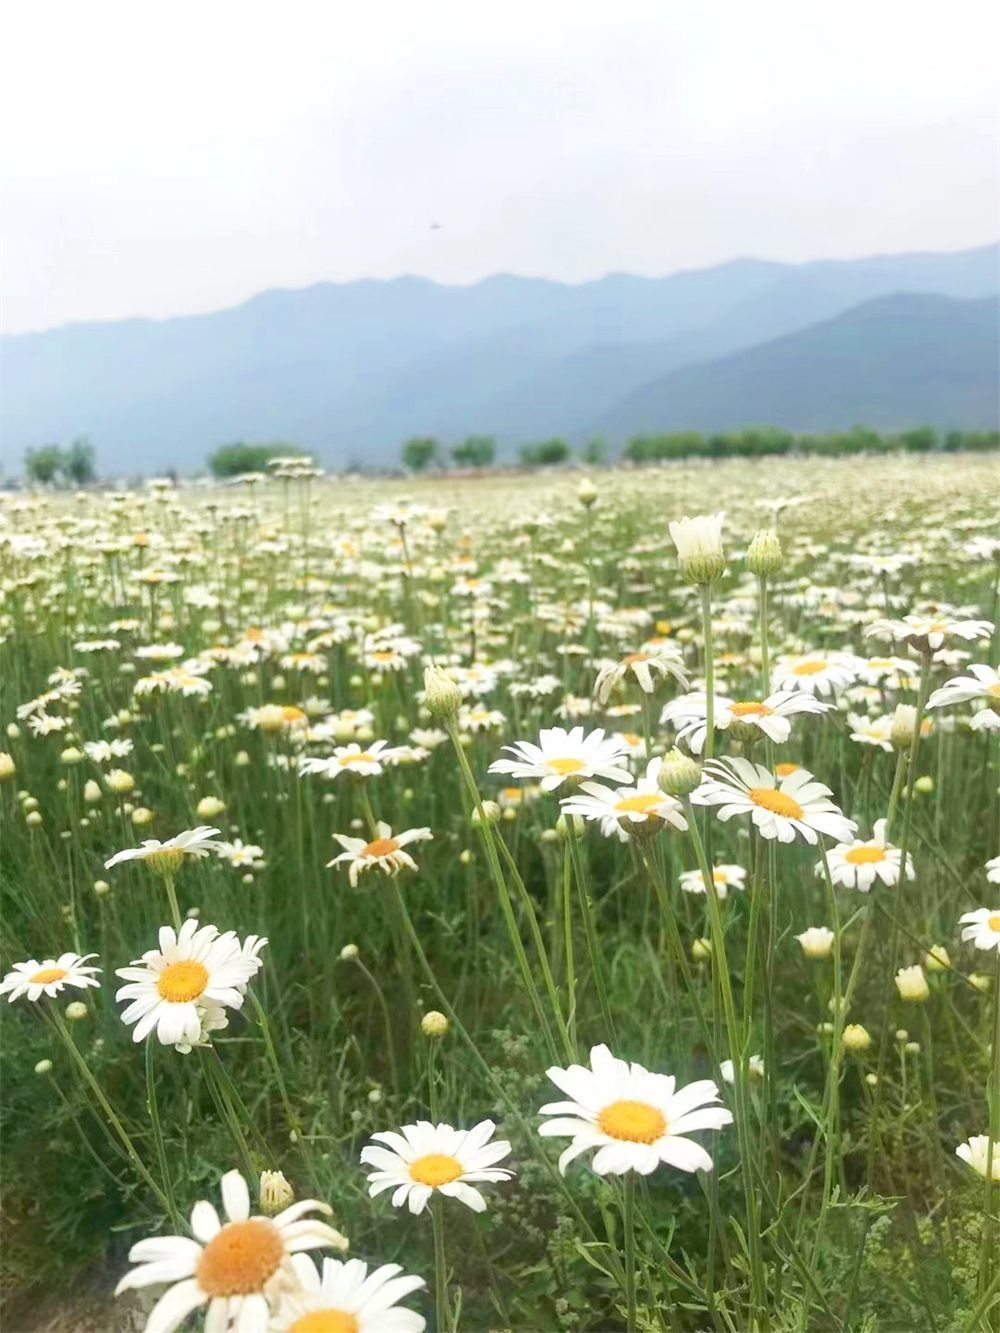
[339,944,359,961]
[895,965,929,1002]
[65,1001,89,1021]
[234,750,251,767]
[747,528,783,578]
[865,1073,879,1086]
[259,1170,294,1216]
[34,1059,53,1075]
[691,937,712,961]
[25,810,42,827]
[421,1010,449,1038]
[895,1029,909,1042]
[657,747,701,797]
[796,926,835,959]
[969,973,992,994]
[5,725,19,740]
[22,796,39,811]
[93,880,111,896]
[577,477,598,508]
[83,780,102,804]
[904,1040,920,1055]
[0,753,15,780]
[914,775,933,795]
[890,704,918,750]
[459,849,473,865]
[423,665,463,720]
[196,796,226,819]
[367,1088,382,1104]
[669,512,726,585]
[842,1024,872,1052]
[60,747,84,765]
[924,945,950,972]
[106,769,135,794]
[556,813,585,840]
[131,806,155,828]
[471,801,501,825]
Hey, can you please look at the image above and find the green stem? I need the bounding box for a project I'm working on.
[623,1174,638,1333]
[432,1196,451,1331]
[700,586,716,761]
[162,873,182,932]
[145,1037,182,1230]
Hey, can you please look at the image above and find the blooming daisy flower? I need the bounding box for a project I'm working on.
[720,1055,764,1084]
[957,907,1000,953]
[679,864,747,900]
[865,614,993,653]
[926,663,1000,732]
[955,1135,999,1181]
[847,713,894,752]
[115,1169,347,1333]
[215,839,266,870]
[559,757,687,837]
[771,652,861,698]
[328,822,432,887]
[115,920,267,1049]
[105,826,224,874]
[819,819,914,892]
[661,690,829,754]
[987,856,1000,885]
[83,738,134,763]
[537,1043,732,1176]
[243,703,309,734]
[691,757,857,845]
[593,647,688,705]
[0,952,101,1004]
[273,1255,426,1333]
[299,741,399,780]
[361,1119,513,1214]
[489,726,632,792]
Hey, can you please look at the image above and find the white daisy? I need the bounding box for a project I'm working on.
[114,1169,347,1333]
[273,1255,426,1333]
[361,1119,513,1214]
[955,1135,1000,1180]
[299,741,399,780]
[720,1055,764,1084]
[819,819,914,892]
[0,952,101,1004]
[661,689,829,754]
[771,652,862,698]
[594,647,688,705]
[957,907,1000,953]
[489,726,632,792]
[105,826,224,873]
[865,614,993,653]
[847,713,894,752]
[926,663,1000,732]
[987,856,1000,885]
[327,822,432,887]
[678,864,747,900]
[115,919,267,1049]
[691,757,857,845]
[83,738,134,763]
[559,757,687,836]
[795,927,835,958]
[215,839,266,869]
[538,1043,732,1176]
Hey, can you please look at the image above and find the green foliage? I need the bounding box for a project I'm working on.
[451,435,496,468]
[402,436,440,472]
[207,442,305,477]
[62,437,96,485]
[519,438,570,466]
[24,444,65,484]
[579,438,608,465]
[622,425,998,462]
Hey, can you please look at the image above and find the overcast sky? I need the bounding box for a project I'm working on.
[2,0,998,333]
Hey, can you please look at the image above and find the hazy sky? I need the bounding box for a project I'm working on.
[2,0,998,333]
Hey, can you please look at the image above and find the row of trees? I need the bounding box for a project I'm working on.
[403,435,608,471]
[621,426,1000,462]
[206,442,309,477]
[24,439,96,485]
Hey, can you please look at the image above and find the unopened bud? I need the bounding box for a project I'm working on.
[259,1170,294,1216]
[423,665,463,720]
[890,704,918,751]
[657,747,701,797]
[747,528,783,578]
[421,1010,449,1038]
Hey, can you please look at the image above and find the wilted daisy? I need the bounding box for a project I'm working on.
[955,1135,1000,1180]
[105,826,224,874]
[957,907,1000,953]
[926,664,1000,732]
[1,952,101,1004]
[327,822,432,887]
[489,726,632,792]
[691,758,857,845]
[538,1043,731,1175]
[115,919,267,1048]
[559,757,687,837]
[661,689,829,754]
[114,1169,347,1333]
[361,1119,513,1214]
[820,819,914,892]
[594,646,688,705]
[273,1255,426,1333]
[679,864,747,900]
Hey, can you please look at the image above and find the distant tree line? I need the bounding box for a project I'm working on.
[207,442,310,477]
[23,438,96,486]
[621,425,999,462]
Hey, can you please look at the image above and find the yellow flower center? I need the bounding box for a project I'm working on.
[30,966,68,985]
[713,870,728,883]
[195,1218,284,1297]
[548,757,585,775]
[156,960,209,1003]
[614,793,662,815]
[988,914,1000,933]
[372,650,396,662]
[989,683,1000,698]
[624,653,649,664]
[409,1153,463,1187]
[729,701,771,717]
[844,846,886,865]
[774,763,800,777]
[339,752,376,765]
[362,837,399,858]
[282,706,306,722]
[144,848,186,875]
[749,787,804,820]
[597,1099,667,1143]
[289,1312,360,1333]
[792,660,826,676]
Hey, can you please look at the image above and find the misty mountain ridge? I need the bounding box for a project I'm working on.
[1,242,997,472]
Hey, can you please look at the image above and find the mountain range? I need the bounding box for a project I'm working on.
[1,242,997,473]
